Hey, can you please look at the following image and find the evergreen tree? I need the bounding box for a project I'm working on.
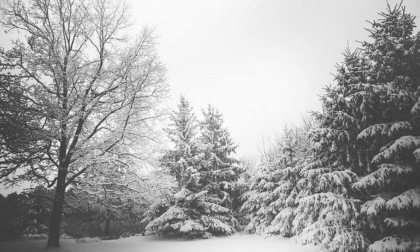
[197,105,242,209]
[160,96,199,188]
[142,102,242,238]
[241,3,420,251]
[241,123,313,237]
[292,3,420,251]
[0,74,47,184]
[290,48,370,252]
[352,3,420,251]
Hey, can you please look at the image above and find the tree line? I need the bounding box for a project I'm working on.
[240,3,420,252]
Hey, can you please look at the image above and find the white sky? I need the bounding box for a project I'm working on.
[1,0,420,194]
[125,0,420,157]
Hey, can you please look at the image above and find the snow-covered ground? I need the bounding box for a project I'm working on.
[0,233,326,252]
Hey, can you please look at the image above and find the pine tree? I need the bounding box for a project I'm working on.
[142,102,242,238]
[241,123,313,237]
[290,49,370,252]
[197,105,242,208]
[0,74,47,183]
[352,3,420,251]
[244,19,376,252]
[240,3,419,252]
[293,3,420,251]
[160,96,199,188]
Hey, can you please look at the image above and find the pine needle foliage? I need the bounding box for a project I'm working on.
[354,3,420,251]
[241,3,420,252]
[142,99,242,238]
[241,123,313,237]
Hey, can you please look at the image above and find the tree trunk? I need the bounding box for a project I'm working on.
[104,208,111,236]
[47,170,67,248]
[105,218,110,236]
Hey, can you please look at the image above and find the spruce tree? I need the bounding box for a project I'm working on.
[197,105,242,209]
[240,3,419,252]
[142,102,241,238]
[160,96,199,188]
[241,123,313,237]
[352,4,420,251]
[293,3,420,251]
[291,48,370,252]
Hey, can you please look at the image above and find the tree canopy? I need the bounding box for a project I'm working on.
[0,0,167,247]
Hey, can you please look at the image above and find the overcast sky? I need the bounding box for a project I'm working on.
[1,0,420,194]
[125,0,420,157]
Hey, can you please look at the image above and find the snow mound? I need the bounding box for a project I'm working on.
[76,237,102,243]
[20,234,48,240]
[60,233,74,239]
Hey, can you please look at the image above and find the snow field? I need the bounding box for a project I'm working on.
[0,234,326,252]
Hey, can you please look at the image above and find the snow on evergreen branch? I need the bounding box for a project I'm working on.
[293,193,360,236]
[185,190,207,202]
[300,167,332,180]
[372,136,420,163]
[265,207,295,236]
[197,201,231,214]
[360,195,390,216]
[368,235,420,252]
[384,216,420,229]
[272,181,293,195]
[200,215,235,235]
[239,191,260,212]
[386,186,420,211]
[414,148,420,163]
[319,170,358,194]
[296,223,361,250]
[174,188,192,201]
[141,200,172,225]
[145,205,187,234]
[332,111,361,129]
[411,101,420,117]
[388,121,415,137]
[353,164,414,192]
[300,160,323,173]
[179,220,205,233]
[357,123,391,141]
[330,231,370,252]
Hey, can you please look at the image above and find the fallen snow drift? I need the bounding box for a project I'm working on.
[0,233,326,252]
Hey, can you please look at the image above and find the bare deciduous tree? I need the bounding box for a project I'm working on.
[0,0,167,247]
